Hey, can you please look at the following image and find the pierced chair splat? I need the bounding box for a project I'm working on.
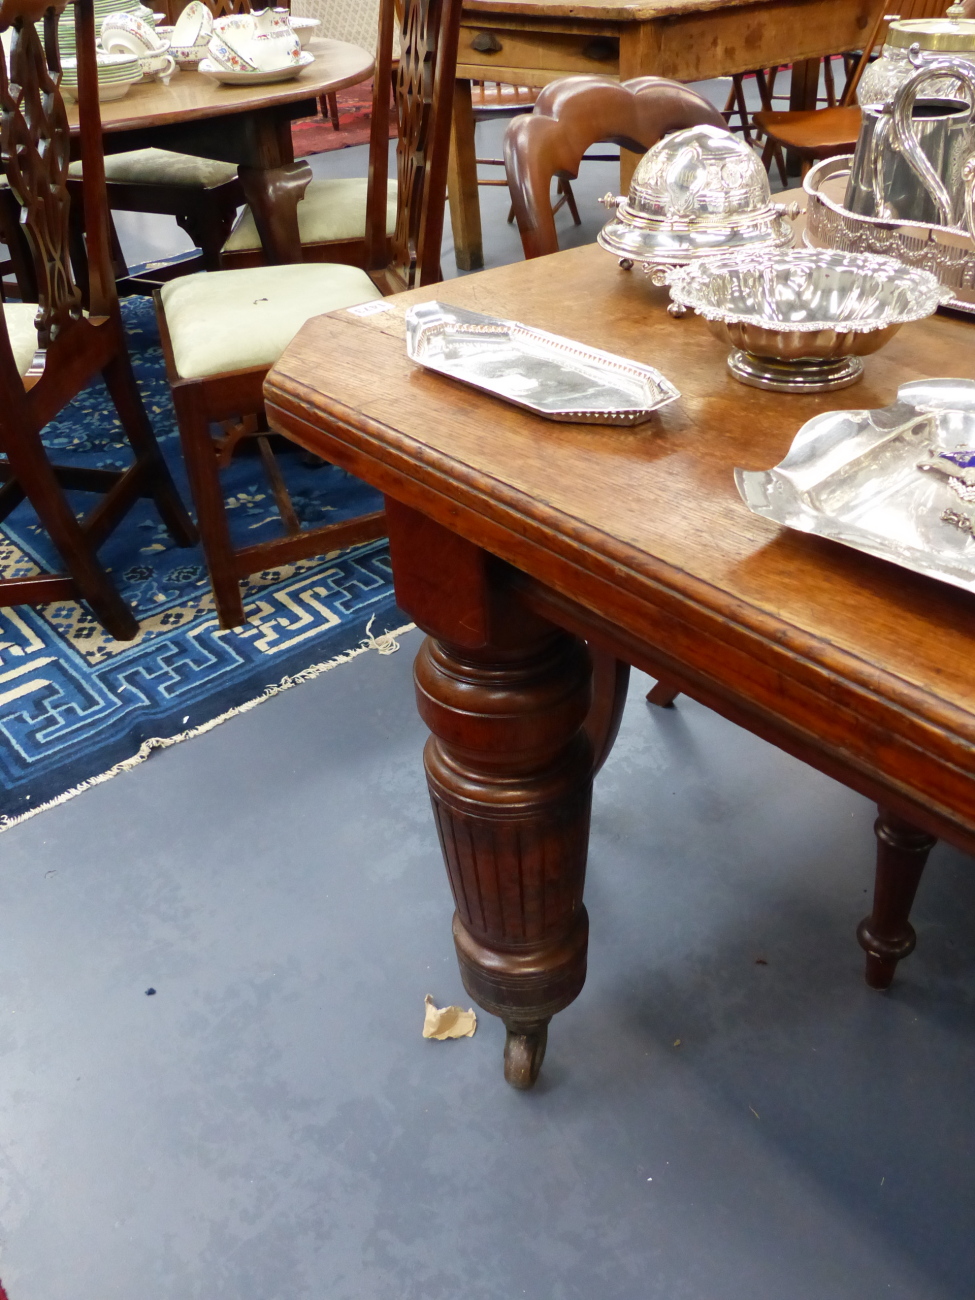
[155,0,462,629]
[0,0,195,641]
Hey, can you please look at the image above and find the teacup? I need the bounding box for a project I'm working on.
[170,0,212,50]
[138,49,176,81]
[100,11,167,57]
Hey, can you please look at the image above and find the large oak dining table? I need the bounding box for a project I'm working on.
[66,37,373,263]
[264,241,975,1089]
[448,0,875,268]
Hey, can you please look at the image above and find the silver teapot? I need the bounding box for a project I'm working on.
[846,53,975,232]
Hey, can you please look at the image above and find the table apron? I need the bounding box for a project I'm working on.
[93,100,315,165]
[457,0,874,84]
[266,389,975,858]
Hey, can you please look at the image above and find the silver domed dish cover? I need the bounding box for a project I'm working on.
[667,248,951,392]
[597,124,795,267]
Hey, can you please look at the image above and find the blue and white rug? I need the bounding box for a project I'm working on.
[0,296,406,827]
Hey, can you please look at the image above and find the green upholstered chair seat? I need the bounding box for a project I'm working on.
[68,149,240,188]
[222,176,397,253]
[159,262,381,380]
[4,302,41,376]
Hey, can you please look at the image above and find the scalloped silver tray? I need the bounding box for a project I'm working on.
[735,378,975,593]
[404,301,679,426]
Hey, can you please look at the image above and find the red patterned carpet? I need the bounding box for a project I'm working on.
[291,79,396,155]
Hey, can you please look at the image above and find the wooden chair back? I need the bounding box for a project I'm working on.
[0,0,118,354]
[840,0,953,107]
[504,75,727,260]
[366,0,462,289]
[0,0,194,638]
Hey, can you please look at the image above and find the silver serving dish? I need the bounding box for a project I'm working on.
[667,248,951,392]
[804,154,975,314]
[736,378,975,594]
[597,125,796,274]
[404,302,679,426]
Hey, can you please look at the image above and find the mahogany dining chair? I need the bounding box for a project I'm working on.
[0,0,196,641]
[154,0,462,627]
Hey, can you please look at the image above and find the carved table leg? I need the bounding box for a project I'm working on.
[387,500,595,1088]
[237,160,312,265]
[857,806,936,990]
[416,632,593,1089]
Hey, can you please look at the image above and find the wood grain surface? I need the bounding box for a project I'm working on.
[65,38,373,134]
[265,242,975,849]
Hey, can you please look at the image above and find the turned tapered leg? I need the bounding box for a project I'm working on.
[414,630,594,1089]
[387,499,597,1088]
[857,807,936,990]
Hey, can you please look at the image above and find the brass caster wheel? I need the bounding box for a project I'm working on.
[503,1021,548,1089]
[618,257,634,271]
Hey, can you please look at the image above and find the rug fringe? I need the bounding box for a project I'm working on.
[0,618,415,835]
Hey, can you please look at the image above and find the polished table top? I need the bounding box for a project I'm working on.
[266,242,975,848]
[65,37,373,135]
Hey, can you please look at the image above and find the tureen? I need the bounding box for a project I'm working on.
[597,125,798,279]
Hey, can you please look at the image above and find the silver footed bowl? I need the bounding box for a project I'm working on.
[597,124,796,269]
[667,248,952,392]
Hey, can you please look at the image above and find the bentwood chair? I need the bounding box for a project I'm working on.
[155,0,461,628]
[504,75,727,261]
[752,0,951,178]
[0,0,195,640]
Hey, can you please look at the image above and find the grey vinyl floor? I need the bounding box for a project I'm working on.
[2,83,973,1300]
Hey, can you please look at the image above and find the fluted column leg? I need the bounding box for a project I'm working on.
[386,500,594,1088]
[857,806,936,990]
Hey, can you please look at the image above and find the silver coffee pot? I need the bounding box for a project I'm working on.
[845,54,975,233]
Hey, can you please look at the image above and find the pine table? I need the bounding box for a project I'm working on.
[448,0,876,267]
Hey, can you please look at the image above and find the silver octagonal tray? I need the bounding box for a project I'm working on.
[405,301,679,426]
[735,379,975,593]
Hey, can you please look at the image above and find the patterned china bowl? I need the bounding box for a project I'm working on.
[100,11,168,55]
[598,124,797,272]
[667,248,952,392]
[171,0,211,42]
[211,9,301,73]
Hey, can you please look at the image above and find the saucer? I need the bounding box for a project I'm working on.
[197,49,313,85]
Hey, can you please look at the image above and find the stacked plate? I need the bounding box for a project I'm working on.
[59,0,158,56]
[60,49,143,101]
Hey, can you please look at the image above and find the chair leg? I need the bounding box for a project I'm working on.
[857,807,936,990]
[3,427,138,639]
[171,382,247,628]
[559,178,582,226]
[101,346,198,548]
